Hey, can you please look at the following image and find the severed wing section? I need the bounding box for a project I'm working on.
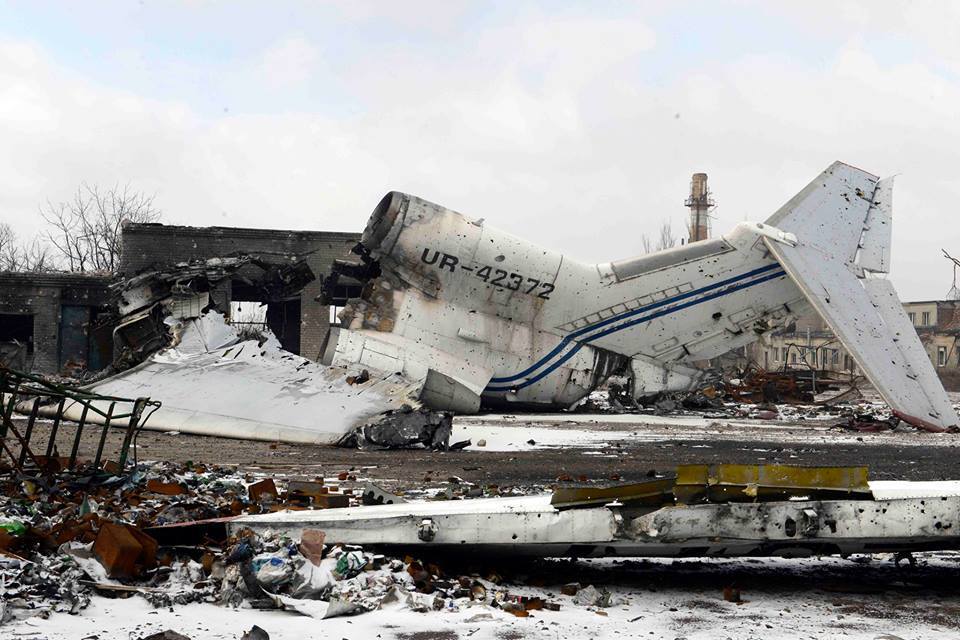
[762,161,957,432]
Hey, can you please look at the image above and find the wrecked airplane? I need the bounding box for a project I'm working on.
[58,161,957,445]
[322,161,959,431]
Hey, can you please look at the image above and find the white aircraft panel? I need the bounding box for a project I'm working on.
[764,161,878,264]
[863,277,957,426]
[764,238,958,431]
[858,177,893,273]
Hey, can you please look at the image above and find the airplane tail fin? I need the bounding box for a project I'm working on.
[762,162,958,431]
[764,161,891,274]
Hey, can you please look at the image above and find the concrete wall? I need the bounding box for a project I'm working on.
[120,223,360,359]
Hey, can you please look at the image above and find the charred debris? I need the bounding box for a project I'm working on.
[109,255,315,373]
[60,253,457,451]
[4,450,960,628]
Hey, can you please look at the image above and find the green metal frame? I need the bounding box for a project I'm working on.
[0,365,160,477]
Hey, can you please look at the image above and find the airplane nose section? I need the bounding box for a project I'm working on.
[361,191,407,254]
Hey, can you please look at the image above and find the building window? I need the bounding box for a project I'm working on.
[0,313,34,371]
[811,349,817,367]
[832,349,839,365]
[922,311,931,326]
[0,313,34,352]
[908,312,916,325]
[790,352,797,364]
[764,350,769,369]
[938,346,947,367]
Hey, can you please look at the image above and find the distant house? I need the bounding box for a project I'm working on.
[747,300,960,390]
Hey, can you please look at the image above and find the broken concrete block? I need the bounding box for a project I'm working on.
[141,632,192,640]
[299,529,326,566]
[573,584,611,607]
[94,522,150,578]
[248,479,278,503]
[146,479,188,495]
[240,626,270,640]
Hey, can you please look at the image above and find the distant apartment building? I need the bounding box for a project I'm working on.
[747,299,960,389]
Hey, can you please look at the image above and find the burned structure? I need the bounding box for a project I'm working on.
[119,223,361,359]
[0,272,114,374]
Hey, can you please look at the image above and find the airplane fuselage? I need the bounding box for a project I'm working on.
[329,192,808,410]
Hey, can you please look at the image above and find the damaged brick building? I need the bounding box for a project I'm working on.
[119,223,361,360]
[0,272,114,373]
[0,224,360,374]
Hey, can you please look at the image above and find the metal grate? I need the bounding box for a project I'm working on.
[0,365,160,477]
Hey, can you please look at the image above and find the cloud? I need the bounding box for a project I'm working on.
[256,35,320,88]
[0,2,959,301]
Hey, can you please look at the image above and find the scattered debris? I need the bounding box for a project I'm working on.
[336,406,454,450]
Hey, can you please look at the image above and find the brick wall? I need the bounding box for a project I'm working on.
[0,273,113,373]
[120,224,360,358]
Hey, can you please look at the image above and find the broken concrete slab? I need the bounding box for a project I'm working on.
[93,522,158,579]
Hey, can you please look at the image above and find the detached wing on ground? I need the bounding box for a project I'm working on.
[763,162,958,431]
[78,313,423,444]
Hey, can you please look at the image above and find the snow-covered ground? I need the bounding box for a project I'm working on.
[9,553,958,639]
[452,410,960,452]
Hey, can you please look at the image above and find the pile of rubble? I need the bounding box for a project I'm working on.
[0,462,605,631]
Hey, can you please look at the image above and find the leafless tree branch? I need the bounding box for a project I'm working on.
[40,183,160,273]
[0,222,55,272]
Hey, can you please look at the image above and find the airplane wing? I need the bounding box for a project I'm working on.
[762,162,957,431]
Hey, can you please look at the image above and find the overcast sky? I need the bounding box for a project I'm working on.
[1,1,959,300]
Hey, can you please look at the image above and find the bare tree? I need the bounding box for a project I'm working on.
[656,220,677,251]
[0,222,54,272]
[640,233,653,254]
[40,183,160,273]
[639,221,679,254]
[0,222,14,267]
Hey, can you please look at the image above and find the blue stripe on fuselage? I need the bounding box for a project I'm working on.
[488,262,782,385]
[485,267,787,392]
